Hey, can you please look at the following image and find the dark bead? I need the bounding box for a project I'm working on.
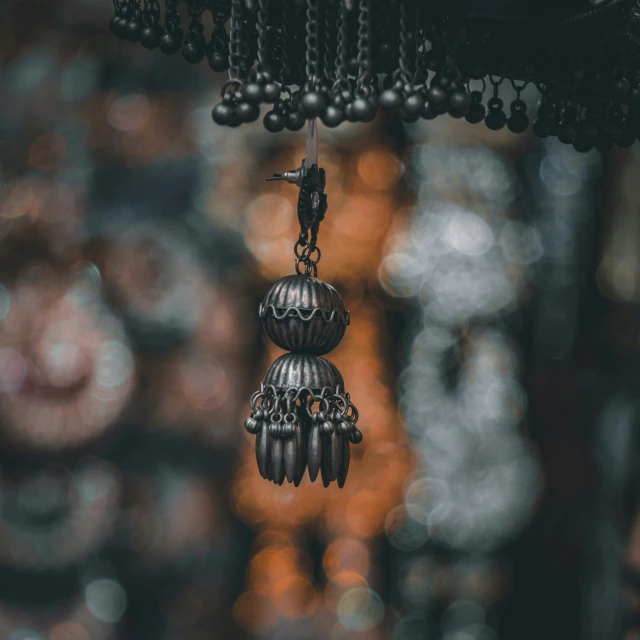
[612,77,630,99]
[352,97,377,122]
[286,111,305,131]
[484,97,506,131]
[208,51,228,72]
[125,19,141,42]
[532,117,552,138]
[299,91,326,119]
[159,29,183,54]
[110,16,127,38]
[572,135,594,153]
[227,112,242,128]
[140,25,161,49]
[261,275,348,354]
[557,122,577,144]
[631,86,640,106]
[595,132,614,152]
[422,101,438,120]
[448,90,471,118]
[244,83,264,105]
[465,91,485,124]
[263,83,281,104]
[616,132,636,148]
[507,112,529,134]
[237,102,260,123]
[343,102,358,123]
[403,93,424,117]
[263,110,286,132]
[379,88,403,112]
[251,71,269,85]
[398,106,420,123]
[212,102,234,126]
[347,57,360,76]
[578,121,599,144]
[182,33,206,63]
[605,117,623,140]
[465,102,485,124]
[428,85,448,107]
[321,105,345,128]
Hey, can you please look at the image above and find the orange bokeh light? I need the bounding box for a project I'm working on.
[357,149,403,191]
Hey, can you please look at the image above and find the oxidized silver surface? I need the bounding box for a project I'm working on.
[263,353,344,392]
[259,275,349,355]
[245,380,362,488]
[244,351,362,488]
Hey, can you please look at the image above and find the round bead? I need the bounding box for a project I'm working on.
[264,353,345,392]
[557,121,577,144]
[110,16,127,38]
[422,101,438,120]
[507,112,529,134]
[182,33,205,63]
[403,93,424,117]
[286,111,305,131]
[398,106,420,123]
[595,132,614,152]
[344,102,358,123]
[140,25,161,49]
[237,102,260,123]
[379,88,403,112]
[212,102,234,126]
[208,51,228,72]
[125,18,141,42]
[263,83,281,104]
[465,92,485,124]
[532,117,552,138]
[243,83,264,105]
[428,85,448,107]
[260,275,349,355]
[263,110,286,132]
[321,105,345,128]
[352,96,377,122]
[300,91,327,119]
[159,29,183,54]
[448,90,471,118]
[484,97,506,131]
[612,77,630,99]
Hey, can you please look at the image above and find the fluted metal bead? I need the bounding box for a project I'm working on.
[260,275,349,355]
[264,353,344,392]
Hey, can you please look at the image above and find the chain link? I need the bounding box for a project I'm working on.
[323,0,337,84]
[280,0,291,82]
[305,0,320,85]
[397,1,413,85]
[356,0,371,89]
[228,0,249,80]
[256,0,269,66]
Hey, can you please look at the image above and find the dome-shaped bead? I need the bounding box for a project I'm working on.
[260,275,349,355]
[264,353,344,392]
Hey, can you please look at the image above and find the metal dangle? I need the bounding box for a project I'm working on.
[244,121,362,488]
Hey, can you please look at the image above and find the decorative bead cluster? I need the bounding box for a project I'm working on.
[244,276,361,488]
[109,0,640,150]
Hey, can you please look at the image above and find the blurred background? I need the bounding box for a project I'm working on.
[1,1,639,639]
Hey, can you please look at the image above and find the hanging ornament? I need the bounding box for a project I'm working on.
[108,0,640,151]
[244,121,362,488]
